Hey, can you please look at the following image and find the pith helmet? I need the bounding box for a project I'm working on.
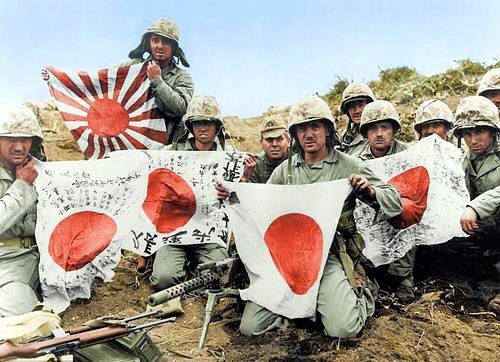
[184,96,224,134]
[260,114,288,138]
[340,82,376,114]
[359,100,400,137]
[288,96,335,134]
[477,68,500,97]
[453,96,500,137]
[128,18,189,67]
[414,99,455,132]
[0,105,44,141]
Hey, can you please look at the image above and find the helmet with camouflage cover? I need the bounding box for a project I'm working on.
[453,96,499,137]
[359,100,400,137]
[477,68,500,97]
[0,105,44,141]
[260,114,288,138]
[340,82,376,115]
[129,18,189,67]
[288,96,335,135]
[183,96,224,134]
[414,99,455,132]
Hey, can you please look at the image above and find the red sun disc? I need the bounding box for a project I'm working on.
[87,98,129,136]
[49,211,116,271]
[388,166,430,229]
[264,213,323,295]
[142,168,197,234]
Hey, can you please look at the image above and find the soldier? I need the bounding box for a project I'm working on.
[150,96,231,291]
[217,96,402,337]
[453,95,499,317]
[477,68,500,111]
[414,99,455,141]
[0,105,44,316]
[352,101,415,301]
[125,18,194,144]
[242,114,290,183]
[339,83,376,155]
[354,100,407,160]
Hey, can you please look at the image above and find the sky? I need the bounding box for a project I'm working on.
[0,0,499,118]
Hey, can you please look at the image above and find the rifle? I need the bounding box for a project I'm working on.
[147,254,242,348]
[0,314,175,359]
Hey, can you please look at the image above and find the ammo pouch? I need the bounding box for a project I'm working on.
[0,236,36,250]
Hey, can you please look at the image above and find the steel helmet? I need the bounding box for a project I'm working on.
[183,96,224,134]
[453,96,499,137]
[340,83,376,114]
[477,68,500,97]
[359,100,400,137]
[0,105,44,141]
[288,96,335,135]
[414,99,455,132]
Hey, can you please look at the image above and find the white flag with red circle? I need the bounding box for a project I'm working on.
[34,150,244,312]
[353,135,469,267]
[46,63,167,159]
[224,180,351,319]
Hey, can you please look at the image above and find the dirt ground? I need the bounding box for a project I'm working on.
[60,245,499,362]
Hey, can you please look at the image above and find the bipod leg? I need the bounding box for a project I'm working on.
[198,290,222,349]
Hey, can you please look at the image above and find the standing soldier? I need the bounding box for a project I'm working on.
[125,18,194,144]
[413,99,455,141]
[0,105,44,316]
[453,95,499,317]
[477,68,500,111]
[151,96,231,293]
[353,100,415,302]
[339,83,376,155]
[242,114,290,183]
[218,96,402,338]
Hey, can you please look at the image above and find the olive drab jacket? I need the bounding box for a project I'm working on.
[267,149,403,261]
[121,58,194,124]
[165,137,236,152]
[340,123,367,155]
[354,140,408,161]
[463,144,500,223]
[0,160,37,243]
[250,152,287,184]
[469,185,500,220]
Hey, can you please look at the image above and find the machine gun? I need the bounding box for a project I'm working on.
[147,254,243,348]
[0,312,175,360]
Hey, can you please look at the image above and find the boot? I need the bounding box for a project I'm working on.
[487,294,500,320]
[395,276,415,303]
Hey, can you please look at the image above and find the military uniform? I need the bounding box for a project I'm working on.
[250,152,286,184]
[239,96,402,338]
[354,139,407,161]
[151,96,230,290]
[124,18,194,143]
[0,106,43,316]
[469,185,500,220]
[340,123,366,155]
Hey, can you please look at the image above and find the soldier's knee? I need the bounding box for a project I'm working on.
[149,272,180,291]
[323,315,364,338]
[239,318,260,337]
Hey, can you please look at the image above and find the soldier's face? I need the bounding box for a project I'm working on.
[483,90,500,110]
[419,121,449,141]
[0,136,32,169]
[347,100,368,125]
[366,121,394,155]
[463,127,495,156]
[295,120,330,154]
[149,34,173,63]
[260,133,289,160]
[192,121,217,145]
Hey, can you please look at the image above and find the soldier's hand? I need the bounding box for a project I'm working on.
[241,154,257,182]
[16,160,38,185]
[147,61,161,81]
[460,206,479,235]
[348,174,375,200]
[215,181,230,200]
[41,68,50,81]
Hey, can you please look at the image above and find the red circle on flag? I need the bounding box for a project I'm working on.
[264,213,323,295]
[49,211,116,271]
[142,168,197,234]
[87,98,129,137]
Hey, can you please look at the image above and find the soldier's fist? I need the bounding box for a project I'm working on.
[16,160,38,185]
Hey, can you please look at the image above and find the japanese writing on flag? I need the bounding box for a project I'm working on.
[225,180,351,319]
[46,63,167,159]
[353,135,469,267]
[34,150,244,312]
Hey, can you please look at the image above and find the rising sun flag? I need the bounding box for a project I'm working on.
[45,63,167,159]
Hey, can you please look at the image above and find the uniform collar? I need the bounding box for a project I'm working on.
[0,159,14,181]
[295,148,337,168]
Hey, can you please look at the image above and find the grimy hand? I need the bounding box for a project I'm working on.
[241,154,257,182]
[147,61,161,81]
[460,206,479,235]
[348,174,375,200]
[16,160,38,185]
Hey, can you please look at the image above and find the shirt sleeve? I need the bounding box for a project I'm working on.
[0,179,37,236]
[468,186,500,219]
[150,71,194,118]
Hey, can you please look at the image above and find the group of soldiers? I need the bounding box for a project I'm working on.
[1,17,498,343]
